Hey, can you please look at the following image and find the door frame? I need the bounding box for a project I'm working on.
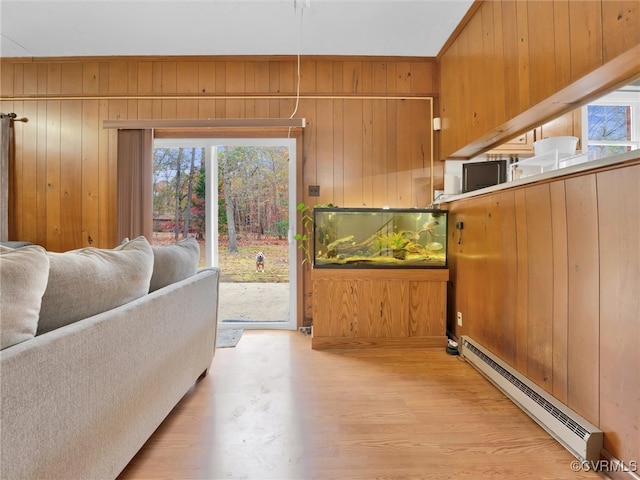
[153,135,301,331]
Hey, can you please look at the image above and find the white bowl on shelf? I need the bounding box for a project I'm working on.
[533,136,578,157]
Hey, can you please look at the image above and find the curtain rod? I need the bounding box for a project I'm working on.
[0,113,28,122]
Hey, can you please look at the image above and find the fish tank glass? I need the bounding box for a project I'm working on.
[313,208,447,268]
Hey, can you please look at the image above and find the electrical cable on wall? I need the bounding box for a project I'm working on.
[289,4,304,118]
[288,0,306,137]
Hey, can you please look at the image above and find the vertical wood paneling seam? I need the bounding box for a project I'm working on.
[515,189,529,373]
[594,172,602,424]
[79,100,84,243]
[551,1,558,94]
[491,1,505,127]
[555,179,569,399]
[599,0,605,70]
[548,182,556,392]
[518,0,531,112]
[429,98,434,203]
[54,100,62,247]
[45,101,54,240]
[14,104,22,239]
[361,98,365,204]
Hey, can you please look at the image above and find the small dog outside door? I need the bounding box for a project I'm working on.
[255,252,266,272]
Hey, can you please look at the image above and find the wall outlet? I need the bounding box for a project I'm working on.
[457,311,463,326]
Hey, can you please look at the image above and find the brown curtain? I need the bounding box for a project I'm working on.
[116,129,153,244]
[0,114,12,242]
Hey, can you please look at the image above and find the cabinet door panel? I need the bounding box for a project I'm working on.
[350,279,369,337]
[312,279,358,337]
[366,280,408,338]
[408,281,447,337]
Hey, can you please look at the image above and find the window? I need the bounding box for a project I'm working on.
[583,82,640,159]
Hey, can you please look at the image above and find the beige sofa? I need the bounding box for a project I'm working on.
[0,237,219,480]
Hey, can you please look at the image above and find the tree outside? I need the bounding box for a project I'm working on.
[152,145,290,283]
[587,105,632,158]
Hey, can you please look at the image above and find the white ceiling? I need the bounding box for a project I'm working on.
[0,0,474,58]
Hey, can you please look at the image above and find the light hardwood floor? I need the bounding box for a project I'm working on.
[117,330,604,480]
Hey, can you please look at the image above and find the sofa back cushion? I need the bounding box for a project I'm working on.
[37,236,154,335]
[149,237,200,293]
[0,245,50,349]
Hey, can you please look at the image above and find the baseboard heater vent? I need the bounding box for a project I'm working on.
[459,335,603,462]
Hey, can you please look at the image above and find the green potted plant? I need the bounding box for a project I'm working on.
[294,202,334,265]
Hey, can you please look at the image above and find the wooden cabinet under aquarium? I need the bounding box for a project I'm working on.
[310,208,449,349]
[311,269,449,350]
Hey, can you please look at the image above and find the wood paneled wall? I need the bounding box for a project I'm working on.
[439,0,640,159]
[0,56,438,324]
[0,56,438,252]
[445,158,640,465]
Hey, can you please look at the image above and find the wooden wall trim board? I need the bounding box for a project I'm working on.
[102,118,306,129]
[2,95,433,101]
[445,157,640,467]
[5,55,439,64]
[436,0,483,60]
[153,128,304,139]
[310,336,447,350]
[311,268,449,283]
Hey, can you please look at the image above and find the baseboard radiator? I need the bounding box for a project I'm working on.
[459,335,603,462]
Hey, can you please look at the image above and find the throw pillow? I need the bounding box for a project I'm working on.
[0,245,50,349]
[37,236,154,335]
[149,237,200,292]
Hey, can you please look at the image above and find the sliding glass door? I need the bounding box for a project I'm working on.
[153,137,297,331]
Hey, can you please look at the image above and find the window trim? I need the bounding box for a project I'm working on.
[582,89,640,158]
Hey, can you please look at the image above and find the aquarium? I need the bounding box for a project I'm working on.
[313,208,447,268]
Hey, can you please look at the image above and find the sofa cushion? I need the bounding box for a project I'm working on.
[149,237,200,292]
[0,245,50,349]
[37,236,154,335]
